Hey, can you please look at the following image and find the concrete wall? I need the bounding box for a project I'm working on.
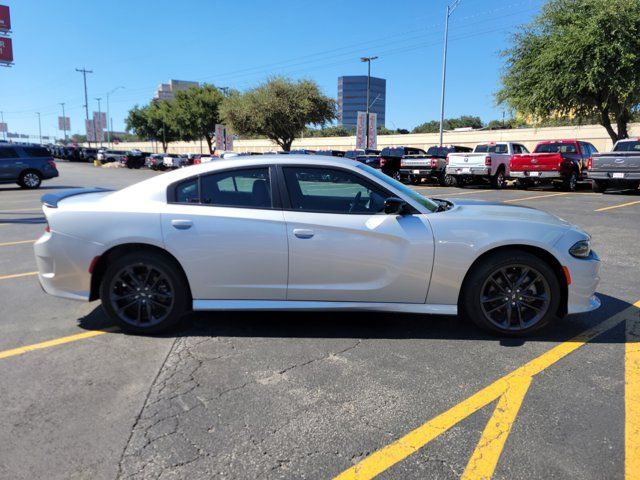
[105,122,639,155]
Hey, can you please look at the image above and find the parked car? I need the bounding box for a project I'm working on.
[0,144,59,189]
[379,146,428,179]
[587,139,640,192]
[398,145,473,185]
[97,149,128,164]
[289,149,316,155]
[509,140,597,191]
[446,142,529,189]
[345,149,381,160]
[34,155,600,337]
[316,150,346,157]
[355,154,382,169]
[80,148,99,163]
[145,154,166,170]
[162,154,188,169]
[64,146,82,162]
[121,150,150,169]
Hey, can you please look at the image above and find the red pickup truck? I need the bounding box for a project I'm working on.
[509,140,598,191]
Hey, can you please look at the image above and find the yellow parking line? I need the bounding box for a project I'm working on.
[0,271,38,281]
[626,302,640,480]
[0,329,115,360]
[461,376,532,480]
[334,300,639,480]
[0,239,36,247]
[445,189,495,196]
[595,200,640,213]
[503,192,572,203]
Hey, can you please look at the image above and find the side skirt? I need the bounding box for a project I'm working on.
[192,300,457,316]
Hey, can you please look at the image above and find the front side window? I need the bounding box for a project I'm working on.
[283,167,388,214]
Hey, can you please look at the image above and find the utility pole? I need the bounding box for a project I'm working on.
[95,97,103,147]
[439,0,461,147]
[36,112,42,144]
[360,56,378,149]
[0,111,5,141]
[76,67,93,146]
[106,86,124,146]
[59,103,67,142]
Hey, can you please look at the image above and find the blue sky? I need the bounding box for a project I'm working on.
[0,0,545,140]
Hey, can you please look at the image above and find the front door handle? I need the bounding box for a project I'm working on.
[171,219,193,230]
[293,228,314,239]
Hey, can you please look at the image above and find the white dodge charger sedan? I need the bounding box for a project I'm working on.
[34,155,600,335]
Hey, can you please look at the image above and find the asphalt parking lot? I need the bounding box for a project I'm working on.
[1,161,639,480]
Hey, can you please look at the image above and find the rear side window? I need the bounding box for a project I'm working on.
[0,147,19,159]
[23,147,50,157]
[201,168,271,208]
[175,179,200,203]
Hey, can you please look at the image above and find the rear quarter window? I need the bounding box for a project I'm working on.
[0,147,19,159]
[23,147,51,157]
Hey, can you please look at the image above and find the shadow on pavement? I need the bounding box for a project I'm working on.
[78,292,632,346]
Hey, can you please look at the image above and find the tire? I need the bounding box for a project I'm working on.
[443,174,458,187]
[99,251,190,334]
[461,249,561,336]
[562,170,578,191]
[18,170,42,189]
[591,179,608,193]
[491,169,506,189]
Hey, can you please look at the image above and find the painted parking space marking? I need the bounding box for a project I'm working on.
[0,328,116,361]
[0,271,38,281]
[502,192,572,203]
[627,311,640,480]
[595,200,640,213]
[0,239,36,247]
[334,299,640,480]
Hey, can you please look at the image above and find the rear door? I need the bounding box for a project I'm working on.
[280,165,434,303]
[0,146,22,180]
[161,166,289,300]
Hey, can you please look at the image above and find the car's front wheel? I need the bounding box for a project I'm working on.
[100,251,190,334]
[461,250,561,336]
[18,170,42,189]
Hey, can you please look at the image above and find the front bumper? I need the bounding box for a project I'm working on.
[34,231,100,301]
[566,250,601,315]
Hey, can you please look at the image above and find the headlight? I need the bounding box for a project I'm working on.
[569,239,591,258]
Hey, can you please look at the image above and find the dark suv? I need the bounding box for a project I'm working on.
[0,144,59,189]
[379,146,428,179]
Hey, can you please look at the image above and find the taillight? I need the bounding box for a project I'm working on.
[431,158,437,167]
[380,158,386,167]
[485,156,492,166]
[48,159,56,169]
[194,158,201,165]
[445,155,449,166]
[587,157,592,170]
[44,223,50,233]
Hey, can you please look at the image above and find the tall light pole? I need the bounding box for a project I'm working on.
[76,67,93,146]
[106,86,124,146]
[59,102,67,142]
[95,97,103,147]
[0,111,5,141]
[361,56,378,149]
[439,0,461,146]
[36,112,42,144]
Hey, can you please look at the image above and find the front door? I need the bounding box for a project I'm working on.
[161,166,288,300]
[280,165,434,303]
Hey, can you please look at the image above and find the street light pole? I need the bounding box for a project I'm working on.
[106,86,124,146]
[59,102,67,142]
[36,112,42,144]
[95,97,103,148]
[75,67,93,146]
[0,111,5,141]
[439,0,461,147]
[360,56,378,149]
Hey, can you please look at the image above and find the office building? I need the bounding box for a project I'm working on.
[337,75,386,129]
[154,79,199,101]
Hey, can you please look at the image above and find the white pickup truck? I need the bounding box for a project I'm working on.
[445,142,529,188]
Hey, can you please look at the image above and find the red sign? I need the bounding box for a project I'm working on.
[0,5,10,32]
[0,36,13,64]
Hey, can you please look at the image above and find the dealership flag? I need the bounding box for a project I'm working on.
[58,117,70,131]
[0,37,13,64]
[225,132,234,151]
[0,122,7,133]
[367,113,377,150]
[85,119,96,142]
[356,111,367,149]
[215,124,225,151]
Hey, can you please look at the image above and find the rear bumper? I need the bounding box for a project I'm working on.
[34,231,101,301]
[399,168,439,178]
[510,171,561,180]
[445,166,491,176]
[587,171,640,181]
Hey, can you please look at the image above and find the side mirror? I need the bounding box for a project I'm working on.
[384,197,409,215]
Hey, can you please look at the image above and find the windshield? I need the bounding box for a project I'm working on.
[534,143,577,153]
[356,164,438,212]
[614,140,640,152]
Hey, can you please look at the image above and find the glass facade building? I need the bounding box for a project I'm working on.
[337,75,386,129]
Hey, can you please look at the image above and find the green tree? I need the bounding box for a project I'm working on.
[497,0,640,143]
[171,84,224,153]
[411,116,483,134]
[126,101,179,152]
[221,77,336,151]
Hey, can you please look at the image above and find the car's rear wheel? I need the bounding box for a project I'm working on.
[18,170,42,189]
[591,179,608,193]
[562,170,578,191]
[100,251,189,334]
[491,169,506,189]
[461,250,561,336]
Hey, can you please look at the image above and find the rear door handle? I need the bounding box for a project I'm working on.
[293,228,314,239]
[171,219,193,230]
